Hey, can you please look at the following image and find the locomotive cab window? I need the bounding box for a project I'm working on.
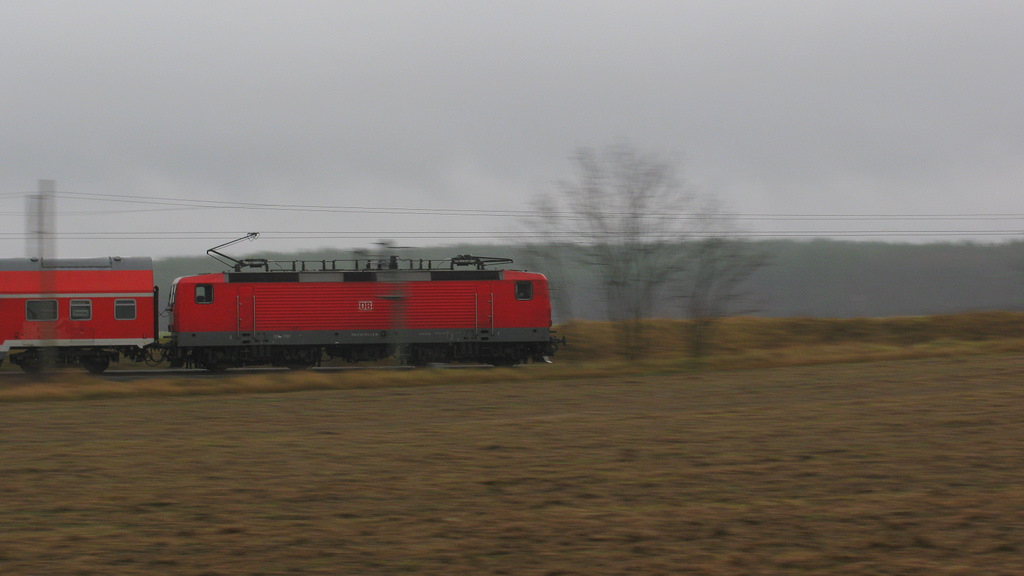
[515,281,534,301]
[195,284,214,304]
[114,299,137,320]
[26,299,58,321]
[70,299,92,321]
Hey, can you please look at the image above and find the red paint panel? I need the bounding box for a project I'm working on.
[1,269,152,294]
[401,283,478,329]
[170,272,552,337]
[253,283,389,331]
[1,267,155,348]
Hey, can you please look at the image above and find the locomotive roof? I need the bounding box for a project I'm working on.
[211,254,520,283]
[224,269,505,283]
[0,256,153,272]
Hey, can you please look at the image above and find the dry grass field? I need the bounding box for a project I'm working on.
[3,348,1024,574]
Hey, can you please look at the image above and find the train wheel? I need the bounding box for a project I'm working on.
[84,357,110,374]
[14,351,42,374]
[277,348,319,370]
[18,359,43,375]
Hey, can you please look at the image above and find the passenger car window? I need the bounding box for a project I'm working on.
[26,300,58,321]
[114,299,137,320]
[70,299,92,321]
[195,284,214,304]
[515,281,533,301]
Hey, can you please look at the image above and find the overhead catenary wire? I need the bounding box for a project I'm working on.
[1,230,1023,241]
[1,189,1023,243]
[22,190,1024,222]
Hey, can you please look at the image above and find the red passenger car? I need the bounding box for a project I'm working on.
[0,257,156,373]
[166,255,559,369]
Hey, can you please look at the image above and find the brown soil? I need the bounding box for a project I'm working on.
[3,355,1024,575]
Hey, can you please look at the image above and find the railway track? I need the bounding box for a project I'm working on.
[0,363,495,382]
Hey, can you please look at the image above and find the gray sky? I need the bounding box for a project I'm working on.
[3,0,1023,258]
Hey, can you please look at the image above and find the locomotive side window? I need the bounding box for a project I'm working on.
[114,299,137,320]
[26,299,58,321]
[515,281,534,301]
[70,299,92,321]
[195,284,214,304]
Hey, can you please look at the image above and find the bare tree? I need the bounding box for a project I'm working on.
[524,142,769,362]
[530,141,694,358]
[683,200,767,360]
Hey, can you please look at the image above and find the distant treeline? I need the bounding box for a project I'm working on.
[744,240,1024,318]
[152,240,1024,323]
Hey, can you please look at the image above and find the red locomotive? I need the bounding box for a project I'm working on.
[1,239,561,373]
[166,254,557,370]
[0,257,156,373]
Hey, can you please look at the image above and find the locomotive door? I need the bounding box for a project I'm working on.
[476,290,494,335]
[237,286,255,341]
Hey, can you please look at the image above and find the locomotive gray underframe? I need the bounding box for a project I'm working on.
[174,327,553,348]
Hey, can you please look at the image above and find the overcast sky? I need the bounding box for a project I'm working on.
[3,0,1023,258]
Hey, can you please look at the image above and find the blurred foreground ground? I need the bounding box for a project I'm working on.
[2,354,1024,575]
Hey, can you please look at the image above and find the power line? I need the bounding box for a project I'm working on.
[1,190,1022,243]
[52,191,537,217]
[0,229,1022,241]
[0,189,1018,223]
[42,191,1024,221]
